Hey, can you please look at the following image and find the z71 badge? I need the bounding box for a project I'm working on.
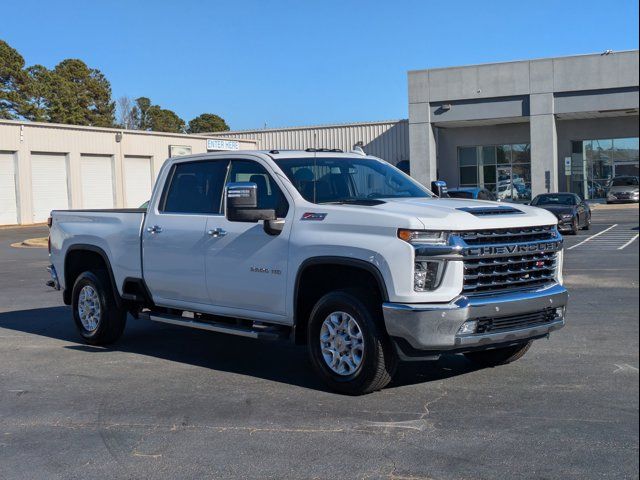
[301,212,327,221]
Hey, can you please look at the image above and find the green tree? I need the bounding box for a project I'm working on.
[132,97,153,130]
[0,40,27,119]
[187,113,229,133]
[20,65,52,122]
[148,106,185,133]
[46,59,115,127]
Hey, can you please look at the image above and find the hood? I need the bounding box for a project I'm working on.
[536,204,575,215]
[364,197,558,230]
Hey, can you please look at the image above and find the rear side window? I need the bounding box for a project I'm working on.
[228,160,289,218]
[162,160,229,214]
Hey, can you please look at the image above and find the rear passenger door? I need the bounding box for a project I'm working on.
[204,158,292,320]
[143,159,229,308]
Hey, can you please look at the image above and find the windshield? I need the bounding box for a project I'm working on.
[274,157,432,204]
[611,176,639,187]
[532,194,577,206]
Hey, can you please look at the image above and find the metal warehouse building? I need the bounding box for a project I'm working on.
[0,120,256,225]
[211,119,410,165]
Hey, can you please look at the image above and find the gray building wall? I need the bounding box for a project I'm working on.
[212,120,409,165]
[408,50,640,196]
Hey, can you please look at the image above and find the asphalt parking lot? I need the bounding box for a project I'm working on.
[0,205,638,480]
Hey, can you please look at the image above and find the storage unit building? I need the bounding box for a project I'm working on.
[0,120,257,225]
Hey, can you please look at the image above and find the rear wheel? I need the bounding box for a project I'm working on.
[464,341,532,367]
[307,290,397,395]
[72,270,127,345]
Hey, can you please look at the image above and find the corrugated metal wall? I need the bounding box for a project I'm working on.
[214,120,409,165]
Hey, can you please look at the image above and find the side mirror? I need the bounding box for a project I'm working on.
[225,182,276,223]
[431,180,448,198]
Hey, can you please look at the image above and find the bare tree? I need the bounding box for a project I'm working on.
[116,95,137,129]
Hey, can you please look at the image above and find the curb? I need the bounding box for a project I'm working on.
[10,237,48,249]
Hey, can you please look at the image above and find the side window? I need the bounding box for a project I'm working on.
[162,160,229,214]
[228,160,289,218]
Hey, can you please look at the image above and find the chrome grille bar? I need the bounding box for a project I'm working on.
[456,225,561,296]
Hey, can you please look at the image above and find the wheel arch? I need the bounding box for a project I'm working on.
[292,256,389,345]
[63,244,121,307]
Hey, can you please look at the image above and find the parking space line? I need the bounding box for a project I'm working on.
[567,224,617,250]
[618,234,639,250]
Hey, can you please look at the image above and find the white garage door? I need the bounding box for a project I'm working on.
[31,153,69,222]
[124,156,153,208]
[0,152,18,225]
[80,155,114,209]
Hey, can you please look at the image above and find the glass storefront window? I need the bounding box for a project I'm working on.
[458,143,531,201]
[569,137,639,199]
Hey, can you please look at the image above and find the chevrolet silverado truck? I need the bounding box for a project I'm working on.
[47,149,567,395]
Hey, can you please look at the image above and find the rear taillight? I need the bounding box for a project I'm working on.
[47,216,52,228]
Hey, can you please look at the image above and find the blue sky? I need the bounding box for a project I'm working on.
[2,0,638,130]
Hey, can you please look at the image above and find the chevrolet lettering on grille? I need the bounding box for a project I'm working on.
[465,241,562,257]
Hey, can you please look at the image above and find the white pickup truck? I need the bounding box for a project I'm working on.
[48,149,567,395]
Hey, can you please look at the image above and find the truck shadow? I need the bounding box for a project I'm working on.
[0,306,482,393]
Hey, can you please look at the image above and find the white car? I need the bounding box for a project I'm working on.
[48,149,567,394]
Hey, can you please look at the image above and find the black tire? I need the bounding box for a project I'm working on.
[307,290,397,395]
[72,270,127,345]
[581,214,591,230]
[464,341,532,367]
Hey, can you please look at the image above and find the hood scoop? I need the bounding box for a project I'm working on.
[457,205,524,216]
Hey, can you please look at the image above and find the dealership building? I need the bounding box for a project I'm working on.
[0,50,638,226]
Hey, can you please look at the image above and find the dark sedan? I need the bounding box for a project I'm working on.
[530,193,591,235]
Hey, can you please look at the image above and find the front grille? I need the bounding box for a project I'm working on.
[475,308,558,333]
[460,225,560,295]
[458,225,556,245]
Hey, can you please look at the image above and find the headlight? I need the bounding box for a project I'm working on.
[560,214,573,220]
[398,229,449,245]
[414,260,445,291]
[608,194,616,200]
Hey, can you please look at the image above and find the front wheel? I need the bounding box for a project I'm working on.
[464,341,532,367]
[72,270,127,345]
[307,290,397,395]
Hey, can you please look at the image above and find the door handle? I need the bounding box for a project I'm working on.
[147,225,163,234]
[207,228,227,238]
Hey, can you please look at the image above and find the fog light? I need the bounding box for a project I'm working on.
[555,307,565,318]
[414,260,445,291]
[458,320,478,335]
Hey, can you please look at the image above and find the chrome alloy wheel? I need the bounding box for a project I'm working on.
[320,311,364,376]
[77,285,101,331]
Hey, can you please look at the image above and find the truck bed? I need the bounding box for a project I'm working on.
[49,209,147,296]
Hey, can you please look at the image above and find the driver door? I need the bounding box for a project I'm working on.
[204,158,292,320]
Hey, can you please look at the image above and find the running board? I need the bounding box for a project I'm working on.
[138,312,288,341]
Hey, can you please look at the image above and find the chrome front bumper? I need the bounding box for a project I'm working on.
[383,283,567,359]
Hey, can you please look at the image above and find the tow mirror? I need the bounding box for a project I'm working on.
[431,180,448,198]
[225,182,276,223]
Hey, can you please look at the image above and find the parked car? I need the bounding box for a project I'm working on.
[530,193,591,234]
[607,176,639,204]
[47,149,567,395]
[447,187,497,201]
